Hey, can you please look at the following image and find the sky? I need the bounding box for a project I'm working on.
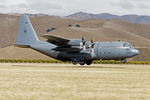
[0,0,150,16]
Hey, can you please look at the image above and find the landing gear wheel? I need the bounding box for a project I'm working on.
[72,61,78,65]
[79,61,85,65]
[121,59,126,63]
[85,60,92,65]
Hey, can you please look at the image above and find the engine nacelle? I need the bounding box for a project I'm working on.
[68,39,83,46]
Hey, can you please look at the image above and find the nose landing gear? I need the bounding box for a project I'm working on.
[121,59,126,63]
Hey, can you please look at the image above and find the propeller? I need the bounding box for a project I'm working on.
[81,36,86,51]
[81,37,96,53]
[82,37,86,45]
[90,38,95,54]
[91,38,95,48]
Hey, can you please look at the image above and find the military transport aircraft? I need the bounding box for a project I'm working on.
[16,15,140,65]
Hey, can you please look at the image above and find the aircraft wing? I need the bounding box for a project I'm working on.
[41,34,70,46]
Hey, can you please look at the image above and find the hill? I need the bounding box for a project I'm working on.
[0,14,149,61]
[66,12,150,24]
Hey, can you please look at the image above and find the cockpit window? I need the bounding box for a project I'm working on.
[123,43,133,48]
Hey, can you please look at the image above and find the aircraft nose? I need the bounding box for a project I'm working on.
[131,49,140,56]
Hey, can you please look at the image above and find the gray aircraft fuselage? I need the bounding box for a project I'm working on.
[16,15,139,65]
[30,41,139,61]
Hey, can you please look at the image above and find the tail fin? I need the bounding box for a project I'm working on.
[16,14,39,46]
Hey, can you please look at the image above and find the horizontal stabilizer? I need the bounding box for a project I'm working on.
[14,45,30,48]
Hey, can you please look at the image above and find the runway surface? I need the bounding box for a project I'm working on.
[0,63,150,100]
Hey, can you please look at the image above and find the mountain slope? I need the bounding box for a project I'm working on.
[66,12,150,24]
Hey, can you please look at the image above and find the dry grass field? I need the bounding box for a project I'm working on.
[0,63,150,100]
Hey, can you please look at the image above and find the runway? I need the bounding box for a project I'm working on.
[0,63,150,100]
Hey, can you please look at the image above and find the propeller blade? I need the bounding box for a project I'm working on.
[81,36,86,51]
[91,48,95,54]
[82,36,86,45]
[82,36,85,42]
[91,38,93,43]
[90,38,95,48]
[92,44,95,48]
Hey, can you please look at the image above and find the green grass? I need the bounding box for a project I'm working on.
[0,59,149,64]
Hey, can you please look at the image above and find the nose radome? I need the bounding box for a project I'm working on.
[132,49,140,56]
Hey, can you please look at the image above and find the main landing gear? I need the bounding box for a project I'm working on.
[72,60,92,65]
[85,60,92,65]
[79,61,85,65]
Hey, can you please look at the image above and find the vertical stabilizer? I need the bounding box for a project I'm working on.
[16,14,39,46]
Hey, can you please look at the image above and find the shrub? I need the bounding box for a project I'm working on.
[0,59,149,65]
